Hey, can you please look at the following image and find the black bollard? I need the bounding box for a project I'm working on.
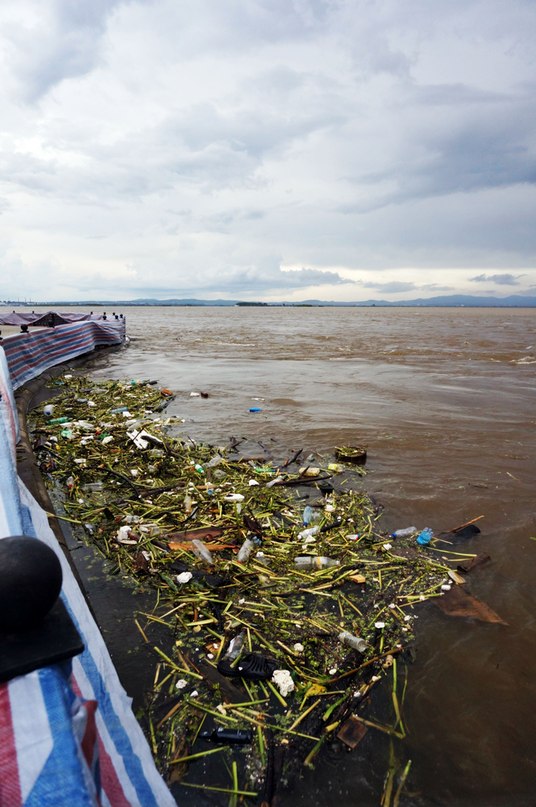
[0,536,62,631]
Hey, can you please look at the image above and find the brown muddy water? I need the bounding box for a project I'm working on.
[14,305,536,805]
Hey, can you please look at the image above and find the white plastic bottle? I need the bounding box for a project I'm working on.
[338,631,368,653]
[294,556,340,569]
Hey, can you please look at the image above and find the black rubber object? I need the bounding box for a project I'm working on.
[217,652,277,681]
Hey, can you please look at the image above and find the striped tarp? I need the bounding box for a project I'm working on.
[1,320,126,390]
[0,344,176,806]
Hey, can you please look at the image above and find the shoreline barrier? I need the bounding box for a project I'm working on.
[1,319,126,390]
[0,324,176,806]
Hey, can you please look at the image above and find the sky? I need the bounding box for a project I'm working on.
[0,0,535,303]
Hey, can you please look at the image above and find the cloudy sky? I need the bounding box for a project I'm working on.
[0,0,535,303]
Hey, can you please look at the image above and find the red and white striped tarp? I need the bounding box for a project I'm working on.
[0,339,176,807]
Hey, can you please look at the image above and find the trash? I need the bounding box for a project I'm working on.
[43,404,54,417]
[299,466,321,477]
[271,669,295,697]
[335,445,367,465]
[190,539,214,565]
[302,505,322,526]
[457,554,491,574]
[50,416,69,424]
[447,569,465,585]
[338,631,368,653]
[224,632,246,661]
[327,462,344,472]
[249,407,263,413]
[183,493,193,513]
[265,475,285,488]
[336,715,368,749]
[116,526,137,545]
[127,428,163,449]
[167,526,224,547]
[82,482,104,492]
[297,525,321,543]
[433,586,507,624]
[391,526,417,538]
[416,527,433,545]
[294,556,341,569]
[237,537,256,563]
[28,373,493,799]
[200,728,253,744]
[218,653,277,681]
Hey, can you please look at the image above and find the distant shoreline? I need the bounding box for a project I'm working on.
[3,296,536,309]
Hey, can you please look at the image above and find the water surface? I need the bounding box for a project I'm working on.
[26,305,536,805]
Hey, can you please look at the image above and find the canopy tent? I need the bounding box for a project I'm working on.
[0,312,98,326]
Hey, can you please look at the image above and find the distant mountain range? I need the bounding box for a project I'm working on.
[18,294,536,307]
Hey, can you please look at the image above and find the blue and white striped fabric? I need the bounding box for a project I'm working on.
[0,343,176,807]
[2,320,125,390]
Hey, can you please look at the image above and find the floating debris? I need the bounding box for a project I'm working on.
[28,373,499,803]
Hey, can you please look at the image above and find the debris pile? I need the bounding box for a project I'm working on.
[29,373,495,804]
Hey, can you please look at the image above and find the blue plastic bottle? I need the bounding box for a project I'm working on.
[416,527,433,546]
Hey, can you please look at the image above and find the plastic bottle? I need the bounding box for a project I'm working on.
[265,475,284,488]
[390,526,417,539]
[302,506,321,527]
[297,525,321,542]
[110,406,128,414]
[237,537,256,563]
[191,539,214,565]
[50,416,69,424]
[338,631,368,653]
[83,482,104,492]
[75,420,94,432]
[416,527,433,546]
[294,556,340,569]
[225,631,246,660]
[183,493,193,514]
[200,728,252,744]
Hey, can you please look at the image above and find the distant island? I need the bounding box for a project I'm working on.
[3,294,536,308]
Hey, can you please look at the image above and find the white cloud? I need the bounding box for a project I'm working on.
[0,0,535,302]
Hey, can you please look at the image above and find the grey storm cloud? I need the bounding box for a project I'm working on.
[0,0,535,302]
[5,0,124,102]
[470,273,525,285]
[345,86,536,213]
[188,265,353,294]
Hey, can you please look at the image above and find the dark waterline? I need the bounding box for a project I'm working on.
[75,305,536,805]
